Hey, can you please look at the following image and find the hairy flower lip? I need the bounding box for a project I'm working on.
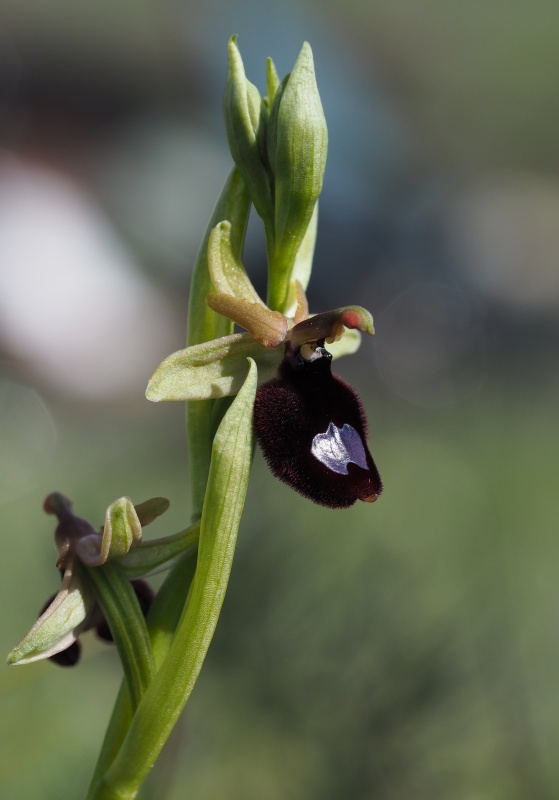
[253,340,382,509]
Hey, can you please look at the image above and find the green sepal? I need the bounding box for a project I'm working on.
[187,168,251,350]
[266,42,328,311]
[224,36,272,225]
[206,220,288,346]
[146,332,281,402]
[6,565,92,666]
[207,220,264,304]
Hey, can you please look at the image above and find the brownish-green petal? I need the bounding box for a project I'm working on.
[133,498,170,527]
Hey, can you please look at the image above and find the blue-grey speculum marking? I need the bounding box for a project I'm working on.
[311,423,369,475]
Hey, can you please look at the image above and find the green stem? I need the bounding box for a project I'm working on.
[81,562,155,711]
[86,682,132,800]
[86,551,198,799]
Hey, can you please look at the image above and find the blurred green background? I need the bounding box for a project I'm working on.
[1,1,559,798]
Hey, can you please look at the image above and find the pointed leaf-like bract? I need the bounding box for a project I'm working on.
[101,360,258,792]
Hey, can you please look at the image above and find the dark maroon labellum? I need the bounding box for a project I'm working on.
[254,343,382,508]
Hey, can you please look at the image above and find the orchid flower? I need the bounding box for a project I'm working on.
[145,37,382,509]
[7,494,197,670]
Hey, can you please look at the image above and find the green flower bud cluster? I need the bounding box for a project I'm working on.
[224,37,328,312]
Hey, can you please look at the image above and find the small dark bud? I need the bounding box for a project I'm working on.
[254,343,382,508]
[94,619,113,643]
[130,579,155,617]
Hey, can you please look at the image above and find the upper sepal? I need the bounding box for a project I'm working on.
[208,221,264,305]
[206,293,288,348]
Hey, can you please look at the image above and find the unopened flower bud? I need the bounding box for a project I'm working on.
[265,42,328,311]
[223,36,272,224]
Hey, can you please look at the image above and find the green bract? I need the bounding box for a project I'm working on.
[98,359,258,796]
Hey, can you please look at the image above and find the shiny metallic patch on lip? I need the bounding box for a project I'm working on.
[311,422,369,475]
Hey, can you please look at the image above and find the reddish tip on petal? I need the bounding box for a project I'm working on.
[340,310,364,330]
[288,306,374,350]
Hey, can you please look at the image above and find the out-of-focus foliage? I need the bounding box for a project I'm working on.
[1,1,558,798]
